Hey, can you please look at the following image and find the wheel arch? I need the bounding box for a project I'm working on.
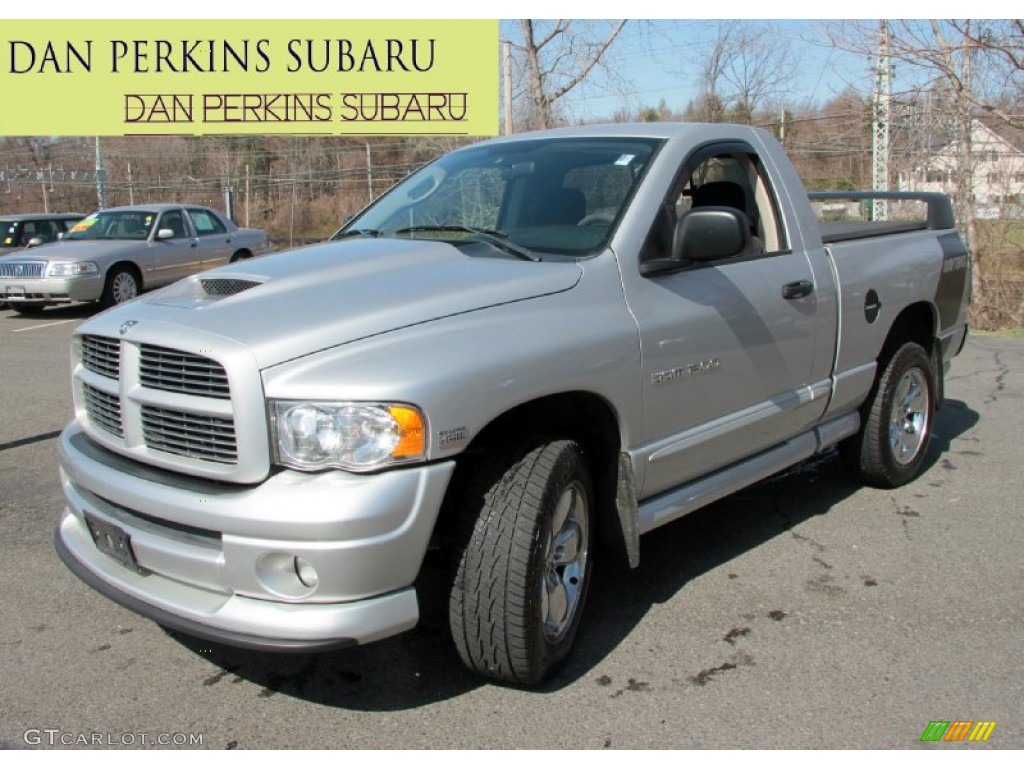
[106,260,144,289]
[877,300,943,407]
[437,391,635,568]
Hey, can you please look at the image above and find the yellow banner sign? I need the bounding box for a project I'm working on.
[0,19,498,136]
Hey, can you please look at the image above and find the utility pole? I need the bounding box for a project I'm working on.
[503,40,513,135]
[94,136,108,209]
[365,142,373,200]
[871,20,892,221]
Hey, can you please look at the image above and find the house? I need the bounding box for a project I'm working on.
[898,118,1024,218]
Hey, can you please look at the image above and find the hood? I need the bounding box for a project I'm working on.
[89,238,582,368]
[5,239,143,262]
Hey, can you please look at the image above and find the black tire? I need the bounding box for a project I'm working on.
[101,267,140,308]
[229,250,253,263]
[10,303,47,315]
[449,438,593,686]
[841,342,935,488]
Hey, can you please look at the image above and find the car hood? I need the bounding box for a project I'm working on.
[89,238,582,368]
[4,239,145,262]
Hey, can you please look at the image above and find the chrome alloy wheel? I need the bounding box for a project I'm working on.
[888,368,930,465]
[110,271,138,304]
[540,479,589,643]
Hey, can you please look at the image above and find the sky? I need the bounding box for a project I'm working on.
[500,19,875,123]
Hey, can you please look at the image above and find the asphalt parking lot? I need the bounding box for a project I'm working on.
[1,302,1021,749]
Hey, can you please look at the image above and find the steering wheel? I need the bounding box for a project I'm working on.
[577,212,615,227]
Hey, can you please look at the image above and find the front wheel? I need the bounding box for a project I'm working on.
[449,438,593,686]
[101,267,140,308]
[842,341,935,488]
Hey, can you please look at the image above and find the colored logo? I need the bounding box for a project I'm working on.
[920,721,996,742]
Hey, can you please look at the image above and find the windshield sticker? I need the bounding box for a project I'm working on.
[70,217,97,232]
[614,154,635,166]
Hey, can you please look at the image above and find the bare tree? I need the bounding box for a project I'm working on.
[690,21,736,122]
[830,20,1024,327]
[513,19,628,130]
[721,24,800,123]
[686,21,799,124]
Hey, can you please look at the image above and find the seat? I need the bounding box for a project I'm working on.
[527,187,587,226]
[691,181,748,213]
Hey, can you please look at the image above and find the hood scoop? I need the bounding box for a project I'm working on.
[200,278,261,296]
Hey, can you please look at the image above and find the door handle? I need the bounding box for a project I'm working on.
[782,280,814,299]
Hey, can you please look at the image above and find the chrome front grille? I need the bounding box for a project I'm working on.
[139,344,230,399]
[0,261,45,278]
[81,335,121,379]
[74,333,262,480]
[82,383,123,437]
[141,406,237,464]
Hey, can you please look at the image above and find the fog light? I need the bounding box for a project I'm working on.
[294,557,318,588]
[255,552,318,598]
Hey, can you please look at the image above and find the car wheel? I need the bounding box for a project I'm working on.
[842,341,934,488]
[449,438,593,686]
[101,267,140,308]
[10,303,48,315]
[229,250,253,263]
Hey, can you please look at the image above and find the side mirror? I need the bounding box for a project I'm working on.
[640,208,752,277]
[156,228,175,240]
[26,237,44,248]
[674,208,751,263]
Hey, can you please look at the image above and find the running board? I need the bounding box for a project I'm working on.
[636,413,860,536]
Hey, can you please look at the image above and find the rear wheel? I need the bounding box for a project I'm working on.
[449,438,593,685]
[842,341,934,488]
[101,267,140,308]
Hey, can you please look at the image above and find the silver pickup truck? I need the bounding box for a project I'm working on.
[54,123,970,686]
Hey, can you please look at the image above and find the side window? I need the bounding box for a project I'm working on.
[158,210,188,239]
[643,146,787,263]
[187,209,227,236]
[33,220,58,243]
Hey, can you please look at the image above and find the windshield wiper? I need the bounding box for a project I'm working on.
[332,228,383,240]
[394,225,540,262]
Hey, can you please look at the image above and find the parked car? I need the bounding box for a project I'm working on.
[0,212,86,255]
[54,124,970,685]
[0,213,86,308]
[0,204,270,313]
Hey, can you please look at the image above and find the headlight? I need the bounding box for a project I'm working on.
[47,261,98,277]
[272,401,426,471]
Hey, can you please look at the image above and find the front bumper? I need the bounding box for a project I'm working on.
[56,421,455,649]
[0,274,103,303]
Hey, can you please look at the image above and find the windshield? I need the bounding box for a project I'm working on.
[337,136,662,259]
[64,211,157,241]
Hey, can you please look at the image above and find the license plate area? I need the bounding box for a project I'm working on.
[84,513,146,573]
[5,286,25,297]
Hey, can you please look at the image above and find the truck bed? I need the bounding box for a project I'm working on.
[818,219,927,243]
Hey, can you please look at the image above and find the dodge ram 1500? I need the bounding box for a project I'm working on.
[55,123,970,685]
